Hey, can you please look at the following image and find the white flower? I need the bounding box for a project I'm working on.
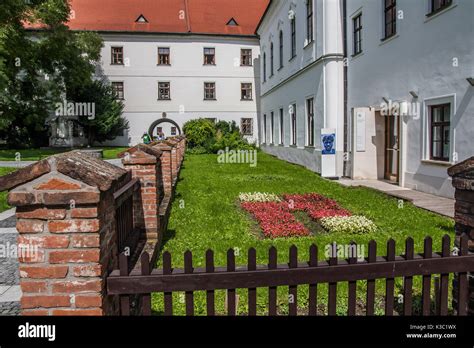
[239,192,282,203]
[320,216,377,234]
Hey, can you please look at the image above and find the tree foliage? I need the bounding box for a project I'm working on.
[68,79,129,146]
[0,0,103,148]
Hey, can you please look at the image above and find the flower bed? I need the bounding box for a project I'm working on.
[240,192,375,239]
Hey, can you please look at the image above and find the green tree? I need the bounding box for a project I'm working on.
[0,0,103,148]
[69,79,129,146]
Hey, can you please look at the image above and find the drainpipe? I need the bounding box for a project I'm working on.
[342,0,349,178]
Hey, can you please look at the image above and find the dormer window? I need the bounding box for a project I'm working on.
[135,14,148,23]
[227,18,239,26]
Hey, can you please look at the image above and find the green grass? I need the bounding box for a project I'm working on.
[0,147,128,161]
[152,153,455,315]
[0,167,16,213]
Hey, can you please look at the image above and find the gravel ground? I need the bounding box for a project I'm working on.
[0,213,19,315]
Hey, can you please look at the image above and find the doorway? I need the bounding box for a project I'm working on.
[384,115,400,183]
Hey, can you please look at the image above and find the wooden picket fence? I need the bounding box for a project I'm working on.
[107,235,473,316]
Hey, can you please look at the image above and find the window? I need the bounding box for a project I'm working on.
[352,14,362,56]
[111,82,124,100]
[157,127,163,134]
[279,108,284,144]
[227,18,239,26]
[263,52,267,82]
[307,98,314,146]
[306,0,314,43]
[111,47,124,65]
[158,82,170,100]
[270,112,274,144]
[241,83,253,100]
[241,49,252,66]
[429,0,452,14]
[279,31,284,69]
[204,48,215,65]
[136,14,148,23]
[290,16,297,59]
[241,118,253,136]
[204,82,216,100]
[171,127,177,136]
[430,104,450,161]
[384,0,396,39]
[263,114,267,143]
[291,104,297,146]
[270,43,274,76]
[158,47,170,65]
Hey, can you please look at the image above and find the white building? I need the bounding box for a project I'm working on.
[62,0,269,146]
[256,0,346,177]
[346,0,474,198]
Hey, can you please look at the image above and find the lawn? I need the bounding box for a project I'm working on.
[0,147,128,161]
[152,152,455,315]
[0,167,17,213]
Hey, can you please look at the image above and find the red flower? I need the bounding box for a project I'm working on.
[241,193,351,239]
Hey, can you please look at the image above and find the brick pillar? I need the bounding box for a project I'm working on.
[448,157,474,315]
[9,173,120,316]
[121,145,163,241]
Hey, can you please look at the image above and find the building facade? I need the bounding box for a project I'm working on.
[346,0,474,198]
[256,0,345,177]
[53,0,269,147]
[100,34,261,146]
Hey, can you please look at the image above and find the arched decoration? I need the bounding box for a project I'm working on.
[148,118,182,137]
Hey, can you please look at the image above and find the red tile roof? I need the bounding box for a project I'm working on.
[61,0,269,36]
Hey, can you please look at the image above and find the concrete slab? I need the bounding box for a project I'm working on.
[338,179,455,218]
[0,286,21,303]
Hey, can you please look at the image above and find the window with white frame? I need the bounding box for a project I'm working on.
[204,82,216,100]
[352,14,362,56]
[429,104,451,161]
[158,82,170,100]
[291,104,297,146]
[383,0,396,39]
[306,0,314,43]
[279,108,284,145]
[241,118,253,136]
[270,111,274,144]
[307,98,314,146]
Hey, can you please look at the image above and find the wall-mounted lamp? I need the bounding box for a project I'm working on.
[409,91,419,98]
[467,77,474,86]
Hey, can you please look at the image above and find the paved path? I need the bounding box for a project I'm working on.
[338,179,455,218]
[0,208,20,315]
[0,158,123,168]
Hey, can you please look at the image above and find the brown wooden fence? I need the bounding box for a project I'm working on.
[107,235,473,316]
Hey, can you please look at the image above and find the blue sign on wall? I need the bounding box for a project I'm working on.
[321,133,336,155]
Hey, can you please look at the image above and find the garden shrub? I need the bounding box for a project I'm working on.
[182,119,216,150]
[183,119,256,154]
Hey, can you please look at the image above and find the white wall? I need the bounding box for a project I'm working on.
[257,0,345,176]
[97,34,261,146]
[347,0,474,198]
